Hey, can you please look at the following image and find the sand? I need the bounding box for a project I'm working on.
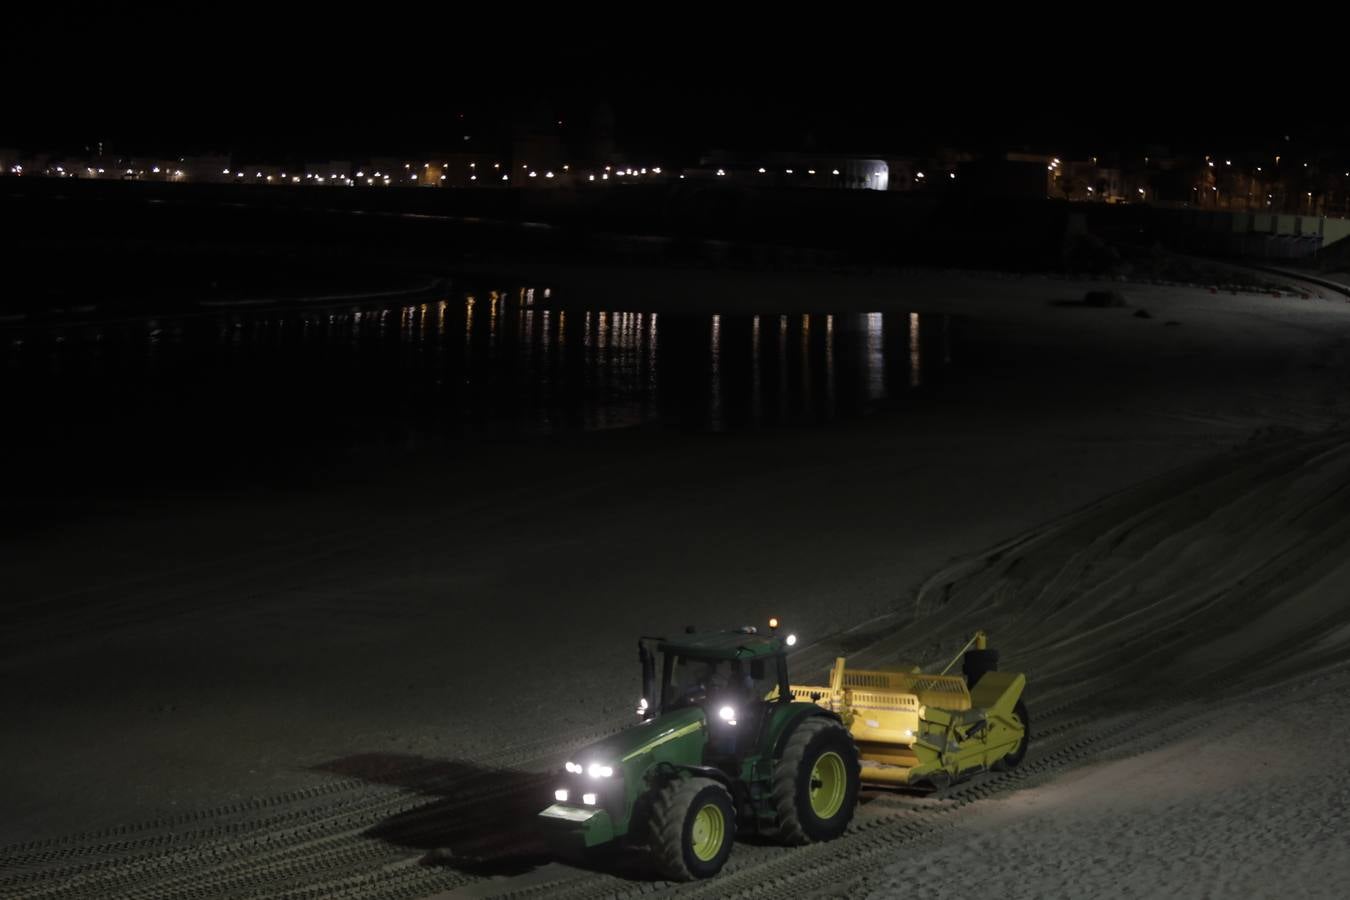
[3,266,1350,898]
[856,672,1350,899]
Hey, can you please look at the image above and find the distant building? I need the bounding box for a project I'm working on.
[179,155,232,183]
[957,158,1050,200]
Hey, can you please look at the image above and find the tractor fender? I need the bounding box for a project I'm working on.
[657,762,736,792]
[765,703,845,761]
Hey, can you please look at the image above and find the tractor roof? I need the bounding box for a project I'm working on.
[658,630,786,660]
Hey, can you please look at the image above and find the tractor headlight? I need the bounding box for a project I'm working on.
[718,706,738,726]
[786,633,798,646]
[582,792,598,806]
[587,763,614,778]
[565,761,582,774]
[554,789,569,802]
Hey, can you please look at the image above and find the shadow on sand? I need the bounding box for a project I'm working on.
[311,752,651,880]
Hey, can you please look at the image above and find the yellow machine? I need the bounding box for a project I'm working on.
[789,632,1028,788]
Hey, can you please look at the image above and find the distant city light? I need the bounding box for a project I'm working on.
[916,171,925,179]
[758,167,766,173]
[652,167,661,174]
[832,169,840,175]
[588,174,595,181]
[716,169,726,176]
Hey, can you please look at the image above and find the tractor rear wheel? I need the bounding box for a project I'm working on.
[992,699,1030,771]
[647,776,735,881]
[771,717,860,845]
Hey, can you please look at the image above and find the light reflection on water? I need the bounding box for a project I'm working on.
[4,291,953,450]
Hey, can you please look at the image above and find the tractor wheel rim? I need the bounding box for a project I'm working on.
[809,751,847,819]
[690,802,725,861]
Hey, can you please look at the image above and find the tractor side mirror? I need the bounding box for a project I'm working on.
[638,638,657,720]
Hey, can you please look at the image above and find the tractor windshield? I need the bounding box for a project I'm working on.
[662,654,780,713]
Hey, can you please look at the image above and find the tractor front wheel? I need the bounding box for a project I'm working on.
[772,717,860,845]
[647,776,735,881]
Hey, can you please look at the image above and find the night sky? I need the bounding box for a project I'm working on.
[3,13,1345,161]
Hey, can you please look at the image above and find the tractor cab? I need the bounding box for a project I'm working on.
[646,630,791,758]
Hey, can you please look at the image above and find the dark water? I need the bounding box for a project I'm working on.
[2,289,952,496]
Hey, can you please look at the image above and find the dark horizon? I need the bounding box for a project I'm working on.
[5,14,1347,162]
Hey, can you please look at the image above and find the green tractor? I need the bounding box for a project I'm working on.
[537,624,858,880]
[537,623,1029,879]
